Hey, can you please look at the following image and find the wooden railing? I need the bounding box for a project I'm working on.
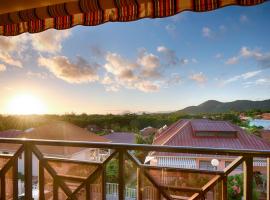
[0,138,269,200]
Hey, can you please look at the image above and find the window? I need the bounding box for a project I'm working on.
[199,161,214,170]
[225,161,242,171]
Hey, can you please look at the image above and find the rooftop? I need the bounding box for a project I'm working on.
[153,119,270,151]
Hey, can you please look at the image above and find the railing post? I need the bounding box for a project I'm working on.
[267,158,270,200]
[222,177,227,200]
[1,174,6,200]
[86,181,90,200]
[119,150,124,200]
[137,168,142,200]
[243,157,253,200]
[53,180,58,200]
[24,143,32,200]
[39,161,45,200]
[13,159,18,200]
[102,166,106,200]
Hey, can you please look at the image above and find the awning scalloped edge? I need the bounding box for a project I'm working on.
[0,0,267,36]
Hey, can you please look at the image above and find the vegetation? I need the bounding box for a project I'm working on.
[0,108,267,137]
[227,174,259,200]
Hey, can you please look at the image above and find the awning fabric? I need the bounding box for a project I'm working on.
[0,0,266,36]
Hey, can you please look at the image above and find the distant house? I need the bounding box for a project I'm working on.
[0,121,110,177]
[148,119,270,175]
[262,113,270,120]
[86,124,102,132]
[239,113,251,121]
[104,132,135,144]
[140,126,157,137]
[0,129,23,138]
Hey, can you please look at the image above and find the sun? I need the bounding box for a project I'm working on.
[7,94,47,115]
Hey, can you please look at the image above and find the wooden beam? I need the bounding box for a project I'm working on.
[24,143,32,200]
[39,162,45,200]
[31,145,74,199]
[267,158,270,200]
[13,159,18,200]
[53,180,59,200]
[119,150,125,200]
[137,168,142,200]
[1,174,6,200]
[222,177,227,200]
[243,157,253,200]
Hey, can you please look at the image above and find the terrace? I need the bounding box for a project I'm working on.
[0,138,269,200]
[0,0,270,199]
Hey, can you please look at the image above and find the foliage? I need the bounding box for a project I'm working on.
[227,174,259,200]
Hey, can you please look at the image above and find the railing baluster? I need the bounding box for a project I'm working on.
[1,174,6,200]
[39,161,45,200]
[13,159,18,200]
[243,157,253,200]
[119,150,124,200]
[53,180,58,200]
[102,165,106,200]
[221,177,227,200]
[24,143,32,200]
[137,168,142,200]
[86,181,90,200]
[267,157,270,200]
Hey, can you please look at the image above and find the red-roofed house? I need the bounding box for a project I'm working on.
[149,119,270,174]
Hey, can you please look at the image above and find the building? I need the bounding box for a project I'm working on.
[86,124,102,132]
[104,132,135,144]
[0,121,110,177]
[140,126,157,137]
[148,119,270,174]
[262,113,270,120]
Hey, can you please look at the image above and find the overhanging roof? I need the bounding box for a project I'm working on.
[0,0,267,36]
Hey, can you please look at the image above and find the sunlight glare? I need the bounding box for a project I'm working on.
[7,94,47,115]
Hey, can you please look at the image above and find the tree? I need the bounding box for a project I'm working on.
[227,174,259,200]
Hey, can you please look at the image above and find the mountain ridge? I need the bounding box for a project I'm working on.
[175,99,270,114]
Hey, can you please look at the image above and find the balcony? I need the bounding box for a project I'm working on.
[0,138,269,200]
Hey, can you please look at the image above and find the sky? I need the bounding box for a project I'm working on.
[0,3,270,114]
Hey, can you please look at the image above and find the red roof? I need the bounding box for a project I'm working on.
[0,130,23,138]
[104,132,135,144]
[153,119,270,150]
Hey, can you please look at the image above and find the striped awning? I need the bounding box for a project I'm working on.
[0,0,267,36]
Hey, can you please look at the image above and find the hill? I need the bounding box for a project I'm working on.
[176,99,270,114]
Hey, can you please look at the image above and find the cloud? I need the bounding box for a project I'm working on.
[27,71,48,80]
[166,74,182,85]
[243,78,270,87]
[31,29,71,54]
[225,56,239,65]
[157,46,189,66]
[202,27,212,38]
[240,15,248,23]
[0,64,6,72]
[135,81,160,92]
[225,46,270,68]
[222,70,262,85]
[0,35,28,68]
[0,52,23,68]
[137,50,160,70]
[38,56,99,84]
[104,52,138,81]
[157,46,179,65]
[189,72,207,84]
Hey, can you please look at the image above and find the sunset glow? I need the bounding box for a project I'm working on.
[6,94,47,115]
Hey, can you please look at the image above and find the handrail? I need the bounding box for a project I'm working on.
[0,138,270,157]
[0,137,269,200]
